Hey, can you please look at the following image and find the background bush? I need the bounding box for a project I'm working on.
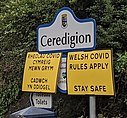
[0,0,127,117]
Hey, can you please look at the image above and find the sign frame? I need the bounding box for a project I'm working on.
[37,7,96,54]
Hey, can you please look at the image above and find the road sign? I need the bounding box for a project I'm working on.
[67,50,114,95]
[57,54,67,93]
[30,93,52,108]
[37,7,96,53]
[22,52,61,93]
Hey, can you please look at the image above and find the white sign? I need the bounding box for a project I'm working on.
[57,54,67,93]
[37,7,96,53]
[30,93,52,108]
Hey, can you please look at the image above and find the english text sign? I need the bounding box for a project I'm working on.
[37,7,96,53]
[67,50,114,95]
[30,93,52,108]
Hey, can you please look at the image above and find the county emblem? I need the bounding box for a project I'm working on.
[61,14,68,28]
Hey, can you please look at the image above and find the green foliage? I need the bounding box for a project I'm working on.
[0,0,68,117]
[86,0,127,52]
[0,51,23,117]
[0,0,127,117]
[115,52,127,73]
[86,1,127,117]
[97,114,108,118]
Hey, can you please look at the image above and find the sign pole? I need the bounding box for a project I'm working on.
[89,96,96,118]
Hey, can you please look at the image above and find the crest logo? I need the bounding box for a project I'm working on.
[61,14,68,28]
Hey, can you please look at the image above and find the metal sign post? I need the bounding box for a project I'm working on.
[89,96,96,118]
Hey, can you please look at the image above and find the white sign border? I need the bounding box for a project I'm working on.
[37,7,96,53]
[30,93,52,109]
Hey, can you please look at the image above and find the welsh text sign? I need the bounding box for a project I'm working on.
[22,52,61,93]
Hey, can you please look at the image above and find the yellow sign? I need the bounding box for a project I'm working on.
[67,50,114,95]
[22,52,62,93]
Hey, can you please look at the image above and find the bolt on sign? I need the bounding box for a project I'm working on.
[67,50,115,95]
[37,7,96,53]
[22,52,61,93]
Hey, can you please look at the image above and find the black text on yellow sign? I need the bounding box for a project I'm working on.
[67,50,114,95]
[22,52,62,93]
